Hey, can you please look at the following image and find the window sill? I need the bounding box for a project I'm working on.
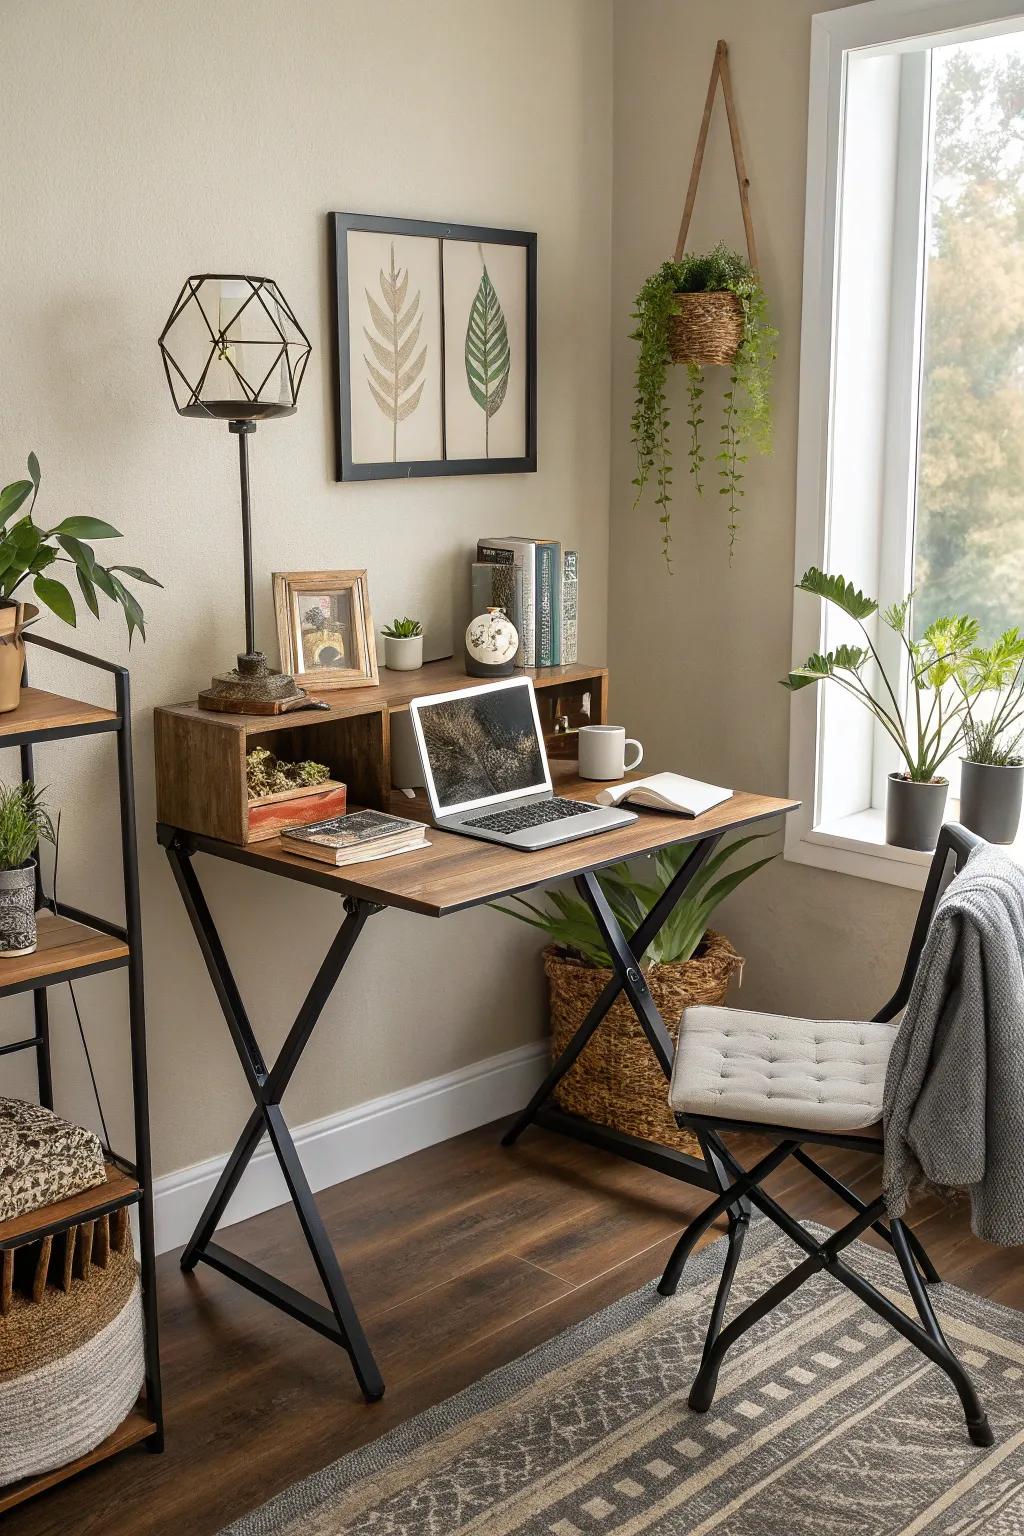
[786,800,1022,889]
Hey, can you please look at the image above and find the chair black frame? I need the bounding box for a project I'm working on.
[658,822,995,1448]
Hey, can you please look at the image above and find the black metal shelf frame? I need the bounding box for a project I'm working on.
[2,631,163,1454]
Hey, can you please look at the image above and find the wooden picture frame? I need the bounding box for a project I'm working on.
[329,212,538,482]
[273,570,379,690]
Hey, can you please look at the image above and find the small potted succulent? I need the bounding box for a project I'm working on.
[0,782,54,956]
[784,569,1024,851]
[958,641,1024,843]
[0,453,161,711]
[381,617,423,671]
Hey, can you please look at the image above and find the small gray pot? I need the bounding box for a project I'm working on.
[885,773,949,852]
[959,759,1024,845]
[0,860,37,956]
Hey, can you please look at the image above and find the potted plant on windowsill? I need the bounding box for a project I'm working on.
[631,244,776,568]
[381,617,423,671]
[784,569,1024,851]
[958,639,1024,843]
[491,836,774,1155]
[0,453,160,711]
[0,782,54,956]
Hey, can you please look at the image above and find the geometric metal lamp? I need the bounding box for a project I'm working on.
[158,276,314,712]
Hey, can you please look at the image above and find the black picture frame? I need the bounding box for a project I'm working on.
[329,212,537,482]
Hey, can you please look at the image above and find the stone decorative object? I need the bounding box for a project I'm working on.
[198,651,312,716]
[465,607,519,678]
[0,1099,106,1223]
[0,864,38,956]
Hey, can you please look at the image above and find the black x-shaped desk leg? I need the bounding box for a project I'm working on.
[503,834,728,1195]
[165,837,385,1403]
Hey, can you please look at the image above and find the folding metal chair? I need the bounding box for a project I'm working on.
[659,822,995,1447]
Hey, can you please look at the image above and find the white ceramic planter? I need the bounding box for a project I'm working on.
[383,634,423,671]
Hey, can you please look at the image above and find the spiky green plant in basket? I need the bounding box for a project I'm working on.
[491,835,774,969]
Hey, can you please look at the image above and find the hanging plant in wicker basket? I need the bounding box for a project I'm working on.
[630,42,777,568]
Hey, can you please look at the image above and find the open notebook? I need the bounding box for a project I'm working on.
[595,772,732,817]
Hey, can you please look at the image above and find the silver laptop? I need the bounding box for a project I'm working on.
[408,677,638,851]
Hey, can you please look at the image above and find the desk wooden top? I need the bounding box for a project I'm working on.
[165,769,798,919]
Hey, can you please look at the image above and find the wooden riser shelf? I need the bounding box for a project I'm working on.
[0,687,119,745]
[0,1404,157,1515]
[155,658,608,846]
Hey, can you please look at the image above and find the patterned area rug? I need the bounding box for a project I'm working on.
[223,1221,1024,1536]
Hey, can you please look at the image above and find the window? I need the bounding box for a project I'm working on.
[788,0,1024,888]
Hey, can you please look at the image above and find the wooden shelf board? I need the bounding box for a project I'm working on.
[157,659,606,733]
[0,910,129,993]
[0,1404,156,1514]
[0,1162,139,1250]
[0,687,118,741]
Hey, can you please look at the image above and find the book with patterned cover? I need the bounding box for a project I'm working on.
[280,810,427,864]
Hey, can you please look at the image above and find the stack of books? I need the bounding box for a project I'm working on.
[472,538,578,669]
[280,810,428,866]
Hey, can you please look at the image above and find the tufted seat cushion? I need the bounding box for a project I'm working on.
[669,1005,900,1134]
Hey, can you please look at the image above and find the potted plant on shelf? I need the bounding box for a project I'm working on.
[631,243,776,569]
[492,836,773,1154]
[0,453,161,711]
[783,569,1024,851]
[381,617,423,672]
[958,638,1024,844]
[0,781,54,957]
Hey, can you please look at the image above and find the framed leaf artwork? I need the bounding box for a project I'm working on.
[330,212,537,480]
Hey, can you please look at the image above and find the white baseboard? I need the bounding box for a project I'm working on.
[153,1040,548,1255]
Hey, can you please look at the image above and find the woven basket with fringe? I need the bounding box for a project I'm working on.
[667,291,744,367]
[546,930,743,1157]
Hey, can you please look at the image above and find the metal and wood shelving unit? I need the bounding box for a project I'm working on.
[0,633,162,1515]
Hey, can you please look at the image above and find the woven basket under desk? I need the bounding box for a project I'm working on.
[545,931,743,1158]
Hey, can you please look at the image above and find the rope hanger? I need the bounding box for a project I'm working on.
[673,40,759,273]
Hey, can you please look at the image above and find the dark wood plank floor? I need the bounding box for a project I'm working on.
[5,1121,1018,1536]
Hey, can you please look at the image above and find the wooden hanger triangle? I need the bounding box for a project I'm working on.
[673,40,759,272]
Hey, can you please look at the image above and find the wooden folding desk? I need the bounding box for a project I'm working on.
[157,767,797,1402]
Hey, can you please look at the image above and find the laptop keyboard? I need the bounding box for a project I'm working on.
[462,798,598,835]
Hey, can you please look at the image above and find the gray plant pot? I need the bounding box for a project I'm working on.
[0,860,37,956]
[959,759,1024,845]
[885,773,949,852]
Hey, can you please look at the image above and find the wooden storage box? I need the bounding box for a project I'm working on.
[155,662,608,846]
[246,780,348,842]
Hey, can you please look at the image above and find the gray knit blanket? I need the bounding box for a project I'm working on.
[883,844,1024,1245]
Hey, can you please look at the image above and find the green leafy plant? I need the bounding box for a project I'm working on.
[0,454,160,643]
[631,244,777,568]
[465,246,510,458]
[491,835,774,969]
[381,617,423,639]
[782,568,1024,781]
[961,635,1024,765]
[245,747,330,799]
[0,781,54,870]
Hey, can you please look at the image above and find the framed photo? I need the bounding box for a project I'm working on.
[329,212,537,481]
[273,570,379,690]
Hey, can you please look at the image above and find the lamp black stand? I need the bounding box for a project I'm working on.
[229,420,257,657]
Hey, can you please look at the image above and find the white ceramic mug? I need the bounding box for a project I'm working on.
[577,724,644,781]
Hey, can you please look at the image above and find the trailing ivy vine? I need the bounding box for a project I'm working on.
[630,244,777,569]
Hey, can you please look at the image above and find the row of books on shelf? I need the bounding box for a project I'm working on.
[472,536,578,668]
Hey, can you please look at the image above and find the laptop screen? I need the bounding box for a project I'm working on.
[411,679,550,815]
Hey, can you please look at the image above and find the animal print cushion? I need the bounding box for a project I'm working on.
[0,1098,105,1222]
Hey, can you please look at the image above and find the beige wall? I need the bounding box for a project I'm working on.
[609,0,919,1019]
[0,0,613,1176]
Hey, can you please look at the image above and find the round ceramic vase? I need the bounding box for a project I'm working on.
[959,760,1024,845]
[885,773,949,852]
[0,861,38,956]
[465,608,519,678]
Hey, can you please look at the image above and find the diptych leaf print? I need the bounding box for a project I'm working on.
[465,244,511,457]
[363,242,427,461]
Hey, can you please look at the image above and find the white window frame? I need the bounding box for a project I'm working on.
[787,0,1024,890]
